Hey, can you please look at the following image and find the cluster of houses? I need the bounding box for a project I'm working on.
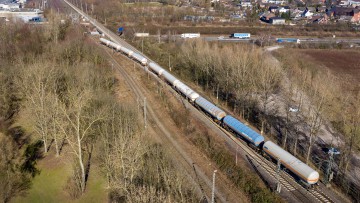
[254,0,360,25]
[0,0,44,23]
[182,0,360,25]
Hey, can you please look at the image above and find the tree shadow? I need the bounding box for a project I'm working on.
[84,144,94,185]
[59,136,67,154]
[47,138,54,152]
[7,126,30,148]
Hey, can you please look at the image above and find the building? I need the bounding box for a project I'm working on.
[0,3,20,9]
[239,0,252,8]
[278,6,290,13]
[0,8,43,22]
[351,9,360,22]
[302,9,314,18]
[269,16,286,24]
[260,12,276,21]
[263,0,287,4]
[269,6,279,13]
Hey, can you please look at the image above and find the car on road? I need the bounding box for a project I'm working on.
[218,36,224,39]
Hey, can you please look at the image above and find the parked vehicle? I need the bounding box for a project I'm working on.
[181,33,200,38]
[229,33,251,39]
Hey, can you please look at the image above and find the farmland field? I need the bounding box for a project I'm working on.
[275,49,360,92]
[299,49,360,83]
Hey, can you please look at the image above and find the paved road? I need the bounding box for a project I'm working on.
[203,36,360,45]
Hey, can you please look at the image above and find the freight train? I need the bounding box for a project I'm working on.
[99,37,320,187]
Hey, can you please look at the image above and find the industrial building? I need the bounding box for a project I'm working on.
[0,8,43,22]
[0,0,43,22]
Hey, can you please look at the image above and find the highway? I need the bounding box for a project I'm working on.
[203,36,360,45]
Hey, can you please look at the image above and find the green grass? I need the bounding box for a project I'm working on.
[13,163,70,203]
[12,158,107,203]
[76,170,107,203]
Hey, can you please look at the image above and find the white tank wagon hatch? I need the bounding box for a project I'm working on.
[132,52,148,65]
[263,141,319,185]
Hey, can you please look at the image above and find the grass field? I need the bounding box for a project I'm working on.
[13,149,107,203]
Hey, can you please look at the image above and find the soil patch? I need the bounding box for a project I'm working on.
[299,49,360,87]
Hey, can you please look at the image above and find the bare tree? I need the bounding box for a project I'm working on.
[17,62,57,154]
[254,55,281,135]
[304,73,332,164]
[339,94,360,172]
[58,83,105,193]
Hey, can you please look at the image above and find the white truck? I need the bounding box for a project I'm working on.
[181,33,200,39]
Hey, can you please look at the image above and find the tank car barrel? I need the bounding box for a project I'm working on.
[263,141,319,185]
[223,115,264,146]
[194,97,226,120]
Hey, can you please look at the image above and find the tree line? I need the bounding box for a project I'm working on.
[132,36,359,201]
[0,13,198,202]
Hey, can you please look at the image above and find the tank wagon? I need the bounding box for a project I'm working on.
[99,37,320,187]
[223,115,264,147]
[175,82,199,102]
[132,52,147,65]
[263,141,319,185]
[194,97,226,121]
[100,38,111,46]
[161,71,180,86]
[148,62,165,76]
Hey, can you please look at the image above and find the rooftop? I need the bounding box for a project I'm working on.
[0,0,13,3]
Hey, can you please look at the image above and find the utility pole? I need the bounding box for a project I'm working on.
[276,159,282,193]
[141,38,144,53]
[168,54,171,71]
[144,97,147,129]
[325,150,334,186]
[211,170,217,203]
[111,63,114,84]
[235,146,238,165]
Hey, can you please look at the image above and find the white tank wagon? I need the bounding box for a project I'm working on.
[119,46,134,57]
[148,62,165,76]
[109,41,122,51]
[175,82,199,102]
[132,52,148,65]
[194,97,226,121]
[162,71,180,86]
[100,38,122,51]
[263,141,319,185]
[100,38,111,46]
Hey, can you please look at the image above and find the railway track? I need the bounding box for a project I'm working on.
[58,1,233,202]
[61,1,341,202]
[199,110,335,203]
[99,43,230,202]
